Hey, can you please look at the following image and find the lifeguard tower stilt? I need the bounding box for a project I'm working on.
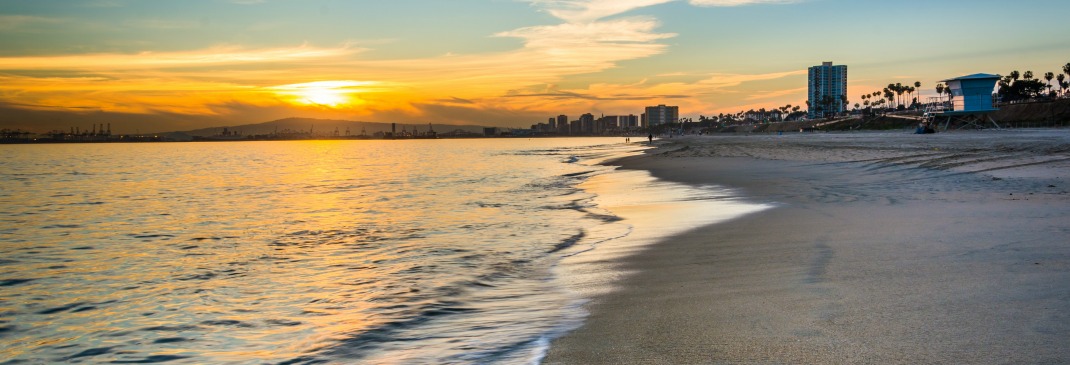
[926,73,1002,131]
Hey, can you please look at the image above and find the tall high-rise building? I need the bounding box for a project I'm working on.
[807,61,847,119]
[644,105,679,126]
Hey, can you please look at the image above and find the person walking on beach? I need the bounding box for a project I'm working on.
[648,133,653,144]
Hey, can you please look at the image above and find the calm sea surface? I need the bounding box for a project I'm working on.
[0,138,765,364]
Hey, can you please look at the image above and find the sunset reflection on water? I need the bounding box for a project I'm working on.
[0,138,643,364]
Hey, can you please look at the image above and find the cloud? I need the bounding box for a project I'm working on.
[689,0,801,6]
[527,0,675,23]
[0,44,362,70]
[745,86,806,100]
[497,17,674,46]
[0,15,63,30]
[121,18,200,30]
[504,90,688,101]
[697,70,806,89]
[432,97,475,105]
[80,0,124,8]
[493,69,806,115]
[3,0,810,131]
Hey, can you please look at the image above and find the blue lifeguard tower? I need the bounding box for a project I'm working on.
[927,73,1001,130]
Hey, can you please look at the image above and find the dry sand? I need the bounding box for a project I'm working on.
[545,130,1070,364]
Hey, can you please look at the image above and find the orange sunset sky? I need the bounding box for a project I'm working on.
[1,0,1068,133]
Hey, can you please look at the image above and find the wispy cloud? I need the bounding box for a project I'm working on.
[689,0,801,6]
[0,44,362,70]
[0,0,807,130]
[697,70,806,89]
[121,18,200,30]
[483,68,805,116]
[745,86,806,100]
[0,15,63,30]
[79,0,124,8]
[527,0,675,23]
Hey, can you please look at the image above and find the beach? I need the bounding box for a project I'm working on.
[546,130,1070,364]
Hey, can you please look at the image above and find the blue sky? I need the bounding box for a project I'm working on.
[1,0,1068,132]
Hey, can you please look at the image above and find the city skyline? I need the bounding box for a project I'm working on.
[1,0,1068,133]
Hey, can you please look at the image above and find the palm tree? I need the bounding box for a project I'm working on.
[1045,72,1055,94]
[1063,63,1070,92]
[935,83,945,104]
[914,81,922,109]
[890,83,897,105]
[1023,71,1034,80]
[1058,73,1067,95]
[894,83,905,109]
[1010,70,1020,81]
[823,95,836,118]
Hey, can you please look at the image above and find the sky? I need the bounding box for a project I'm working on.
[1,0,1068,133]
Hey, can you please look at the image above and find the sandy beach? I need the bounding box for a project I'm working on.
[545,130,1070,364]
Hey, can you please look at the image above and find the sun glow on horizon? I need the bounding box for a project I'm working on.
[270,80,376,108]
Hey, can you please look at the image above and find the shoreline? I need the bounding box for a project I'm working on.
[545,130,1070,363]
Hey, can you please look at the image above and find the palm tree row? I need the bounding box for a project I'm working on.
[699,103,805,126]
[852,80,921,113]
[707,62,1069,122]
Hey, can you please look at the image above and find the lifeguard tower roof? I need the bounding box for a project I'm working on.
[940,73,1001,82]
[938,73,1000,115]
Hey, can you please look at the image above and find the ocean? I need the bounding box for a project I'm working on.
[0,138,768,364]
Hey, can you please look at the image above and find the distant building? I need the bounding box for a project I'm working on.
[808,61,848,118]
[598,114,639,131]
[556,115,569,134]
[596,115,616,133]
[579,113,595,134]
[744,109,782,122]
[644,105,679,126]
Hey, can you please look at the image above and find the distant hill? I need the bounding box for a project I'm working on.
[165,117,489,139]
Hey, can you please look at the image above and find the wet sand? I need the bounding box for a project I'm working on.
[545,130,1070,364]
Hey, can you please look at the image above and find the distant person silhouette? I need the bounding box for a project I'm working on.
[648,134,653,144]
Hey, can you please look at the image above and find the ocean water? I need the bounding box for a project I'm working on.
[0,138,767,364]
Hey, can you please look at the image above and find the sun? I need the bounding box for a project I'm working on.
[271,80,374,108]
[300,88,347,107]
